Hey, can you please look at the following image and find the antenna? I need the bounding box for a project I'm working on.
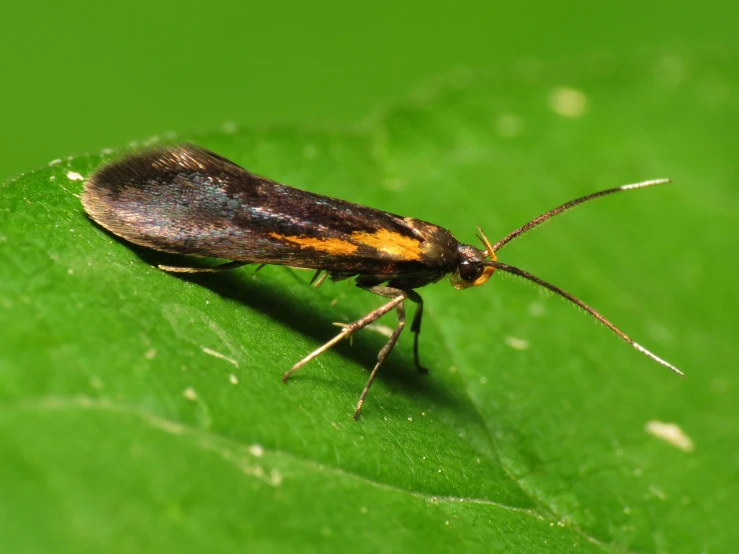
[484,260,684,377]
[490,179,671,253]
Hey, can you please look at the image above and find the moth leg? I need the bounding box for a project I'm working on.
[353,287,408,419]
[283,287,405,380]
[283,286,408,417]
[405,290,428,374]
[309,270,329,288]
[158,261,248,273]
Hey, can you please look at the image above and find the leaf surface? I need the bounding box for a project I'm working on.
[1,55,736,553]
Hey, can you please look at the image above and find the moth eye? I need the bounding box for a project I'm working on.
[459,261,483,281]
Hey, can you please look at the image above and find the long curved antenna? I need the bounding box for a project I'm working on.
[485,260,684,377]
[490,179,671,254]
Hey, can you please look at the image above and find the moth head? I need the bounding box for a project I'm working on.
[450,227,497,290]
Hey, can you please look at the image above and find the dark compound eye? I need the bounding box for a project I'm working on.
[459,261,483,281]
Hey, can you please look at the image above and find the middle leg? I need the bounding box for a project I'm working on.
[283,286,407,382]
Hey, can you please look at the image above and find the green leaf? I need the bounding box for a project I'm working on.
[1,53,736,553]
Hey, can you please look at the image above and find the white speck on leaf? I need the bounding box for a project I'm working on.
[549,87,588,118]
[66,171,85,181]
[645,420,695,452]
[505,336,529,350]
[183,387,197,401]
[249,444,264,457]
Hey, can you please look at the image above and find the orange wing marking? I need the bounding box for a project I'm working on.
[350,229,423,260]
[269,233,358,255]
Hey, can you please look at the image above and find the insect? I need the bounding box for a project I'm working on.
[82,144,684,418]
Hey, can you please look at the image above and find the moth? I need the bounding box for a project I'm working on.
[82,144,683,418]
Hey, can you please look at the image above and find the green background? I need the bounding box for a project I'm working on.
[0,1,737,181]
[2,2,738,553]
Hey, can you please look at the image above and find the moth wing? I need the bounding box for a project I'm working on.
[83,145,455,274]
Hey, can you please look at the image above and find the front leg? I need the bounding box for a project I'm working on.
[283,285,410,418]
[352,286,409,418]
